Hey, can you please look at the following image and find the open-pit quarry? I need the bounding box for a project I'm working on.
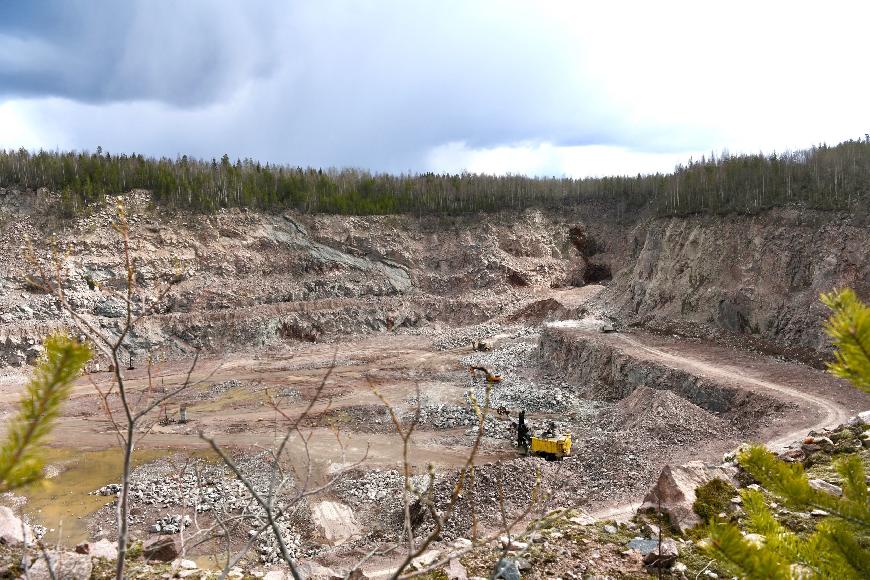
[1,189,869,577]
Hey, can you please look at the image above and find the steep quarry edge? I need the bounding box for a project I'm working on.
[538,323,792,432]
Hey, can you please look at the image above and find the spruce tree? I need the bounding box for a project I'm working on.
[0,334,91,492]
[705,288,870,579]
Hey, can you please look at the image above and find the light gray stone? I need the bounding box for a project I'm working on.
[29,551,93,580]
[0,506,31,546]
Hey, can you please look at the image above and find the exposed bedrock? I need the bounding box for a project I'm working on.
[538,325,788,429]
[600,209,870,357]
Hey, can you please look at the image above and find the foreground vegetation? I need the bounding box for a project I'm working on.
[705,289,870,578]
[2,138,869,217]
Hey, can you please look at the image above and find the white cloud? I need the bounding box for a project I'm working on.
[426,141,701,177]
[1,1,868,176]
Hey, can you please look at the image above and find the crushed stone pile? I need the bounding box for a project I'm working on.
[89,454,307,564]
[432,323,534,351]
[599,386,732,442]
[461,342,593,414]
[198,379,243,400]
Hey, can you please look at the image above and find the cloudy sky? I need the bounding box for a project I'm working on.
[1,1,867,177]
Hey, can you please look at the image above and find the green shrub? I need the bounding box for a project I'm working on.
[694,478,737,523]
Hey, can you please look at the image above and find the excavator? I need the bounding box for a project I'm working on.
[516,410,572,460]
[469,366,502,383]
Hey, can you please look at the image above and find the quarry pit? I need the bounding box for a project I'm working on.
[1,190,868,575]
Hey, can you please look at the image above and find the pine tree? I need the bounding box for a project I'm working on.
[821,288,870,392]
[705,288,870,578]
[0,334,91,492]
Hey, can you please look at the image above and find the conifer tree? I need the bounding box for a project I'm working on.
[0,334,91,492]
[705,288,870,579]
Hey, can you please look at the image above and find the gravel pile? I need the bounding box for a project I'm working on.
[461,342,588,413]
[598,386,732,443]
[199,379,243,400]
[333,469,431,507]
[432,323,533,351]
[412,401,479,429]
[90,454,306,564]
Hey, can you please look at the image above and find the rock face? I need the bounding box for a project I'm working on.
[639,461,739,533]
[2,191,625,366]
[602,209,870,358]
[0,506,31,546]
[538,327,784,429]
[310,501,361,546]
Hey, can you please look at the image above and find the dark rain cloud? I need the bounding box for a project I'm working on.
[0,0,280,106]
[0,1,737,173]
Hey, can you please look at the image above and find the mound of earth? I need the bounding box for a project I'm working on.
[600,386,731,441]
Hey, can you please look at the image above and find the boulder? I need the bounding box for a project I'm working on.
[411,549,441,570]
[642,538,679,568]
[28,551,93,580]
[493,558,521,580]
[639,461,738,533]
[627,538,660,555]
[310,501,361,546]
[296,560,342,579]
[143,535,181,561]
[445,558,468,580]
[75,538,118,560]
[0,506,31,546]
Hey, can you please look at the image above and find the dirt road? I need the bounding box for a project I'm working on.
[581,329,868,522]
[613,334,853,450]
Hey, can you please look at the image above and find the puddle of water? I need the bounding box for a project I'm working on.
[15,447,166,546]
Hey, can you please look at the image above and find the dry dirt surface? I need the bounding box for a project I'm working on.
[1,192,868,575]
[2,316,868,575]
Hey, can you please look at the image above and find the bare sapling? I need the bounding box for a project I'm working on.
[27,200,217,579]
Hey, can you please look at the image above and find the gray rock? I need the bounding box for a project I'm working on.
[493,557,521,580]
[643,538,678,568]
[296,560,342,580]
[0,506,31,546]
[603,524,618,534]
[808,479,843,497]
[28,551,93,580]
[627,538,660,555]
[445,558,468,580]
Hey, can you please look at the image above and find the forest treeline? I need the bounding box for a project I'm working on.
[0,138,868,218]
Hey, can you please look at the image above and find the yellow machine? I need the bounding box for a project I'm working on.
[469,366,502,383]
[530,433,572,458]
[517,410,571,460]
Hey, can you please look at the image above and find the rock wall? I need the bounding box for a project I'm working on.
[600,209,870,358]
[0,189,628,364]
[538,326,787,429]
[2,187,866,366]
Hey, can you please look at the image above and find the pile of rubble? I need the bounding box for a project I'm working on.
[198,379,244,400]
[333,469,431,507]
[432,323,533,351]
[598,386,733,443]
[461,342,587,413]
[89,454,305,564]
[411,400,479,429]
